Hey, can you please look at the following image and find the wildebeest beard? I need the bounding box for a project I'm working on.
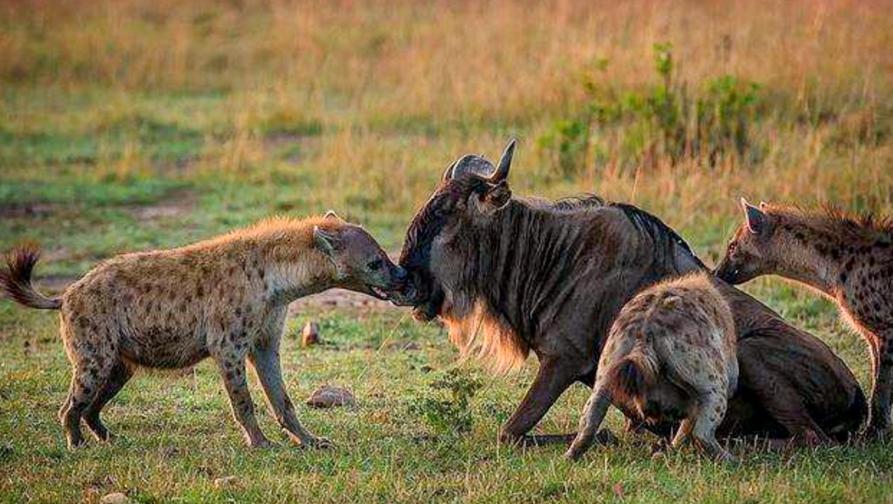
[399,187,706,373]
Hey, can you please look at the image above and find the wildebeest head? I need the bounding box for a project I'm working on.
[391,139,516,320]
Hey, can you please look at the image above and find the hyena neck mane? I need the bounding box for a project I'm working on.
[189,216,342,304]
[446,196,703,372]
[767,205,893,294]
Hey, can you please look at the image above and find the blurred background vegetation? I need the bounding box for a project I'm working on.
[2,0,891,276]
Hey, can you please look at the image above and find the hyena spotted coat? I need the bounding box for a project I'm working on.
[716,198,893,435]
[566,273,738,461]
[0,213,405,449]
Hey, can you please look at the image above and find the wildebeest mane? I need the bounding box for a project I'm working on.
[610,203,707,270]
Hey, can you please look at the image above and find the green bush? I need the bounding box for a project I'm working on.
[407,368,483,436]
[538,43,763,176]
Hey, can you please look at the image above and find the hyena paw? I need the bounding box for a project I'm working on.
[861,424,892,442]
[715,450,739,464]
[247,437,272,449]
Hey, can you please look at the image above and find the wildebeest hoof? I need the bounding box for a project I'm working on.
[300,436,334,449]
[595,429,618,446]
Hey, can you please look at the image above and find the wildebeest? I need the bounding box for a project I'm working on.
[393,140,866,446]
[567,272,739,462]
[716,198,893,436]
[0,212,406,449]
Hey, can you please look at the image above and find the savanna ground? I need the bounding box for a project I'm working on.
[2,0,893,502]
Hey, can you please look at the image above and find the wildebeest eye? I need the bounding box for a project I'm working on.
[727,241,738,256]
[367,259,383,271]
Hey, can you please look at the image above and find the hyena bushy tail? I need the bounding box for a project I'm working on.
[606,344,659,403]
[0,245,61,310]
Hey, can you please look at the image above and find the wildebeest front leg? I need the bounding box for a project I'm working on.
[500,357,585,447]
[249,345,333,449]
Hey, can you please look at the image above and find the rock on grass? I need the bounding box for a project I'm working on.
[214,476,239,490]
[306,385,356,408]
[301,321,320,347]
[100,493,130,504]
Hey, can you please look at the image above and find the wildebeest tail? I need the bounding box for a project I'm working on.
[0,244,62,310]
[606,344,658,403]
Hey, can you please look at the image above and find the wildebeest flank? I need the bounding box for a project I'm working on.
[393,140,866,445]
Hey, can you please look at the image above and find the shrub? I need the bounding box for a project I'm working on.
[407,368,483,436]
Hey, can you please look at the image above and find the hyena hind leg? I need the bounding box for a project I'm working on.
[565,383,612,461]
[83,361,133,441]
[690,391,736,463]
[59,358,114,449]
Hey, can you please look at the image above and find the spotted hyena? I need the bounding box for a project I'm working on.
[716,198,893,436]
[566,272,738,461]
[0,212,405,449]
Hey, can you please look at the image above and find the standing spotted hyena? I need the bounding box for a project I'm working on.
[566,272,738,462]
[716,198,893,436]
[0,212,405,449]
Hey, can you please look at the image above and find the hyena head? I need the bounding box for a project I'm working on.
[390,139,516,320]
[313,212,407,299]
[715,198,789,284]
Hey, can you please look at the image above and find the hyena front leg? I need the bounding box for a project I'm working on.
[690,390,736,463]
[867,334,893,436]
[249,344,332,449]
[565,379,612,460]
[83,360,133,441]
[213,350,270,448]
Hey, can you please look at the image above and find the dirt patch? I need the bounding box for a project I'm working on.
[0,202,58,219]
[128,188,197,223]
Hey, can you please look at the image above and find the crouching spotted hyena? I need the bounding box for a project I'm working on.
[566,272,738,462]
[0,212,406,449]
[716,198,893,437]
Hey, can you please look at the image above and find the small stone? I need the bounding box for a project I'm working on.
[100,493,130,504]
[301,322,320,347]
[306,385,356,408]
[214,476,239,489]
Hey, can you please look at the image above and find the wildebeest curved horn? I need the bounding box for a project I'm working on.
[491,138,516,182]
[442,159,458,181]
[447,154,495,180]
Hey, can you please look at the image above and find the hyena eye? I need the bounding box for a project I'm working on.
[727,242,738,256]
[367,259,384,271]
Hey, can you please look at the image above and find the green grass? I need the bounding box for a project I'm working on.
[1,305,891,503]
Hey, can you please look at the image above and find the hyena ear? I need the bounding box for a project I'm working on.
[324,210,341,221]
[313,226,342,258]
[740,197,769,235]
